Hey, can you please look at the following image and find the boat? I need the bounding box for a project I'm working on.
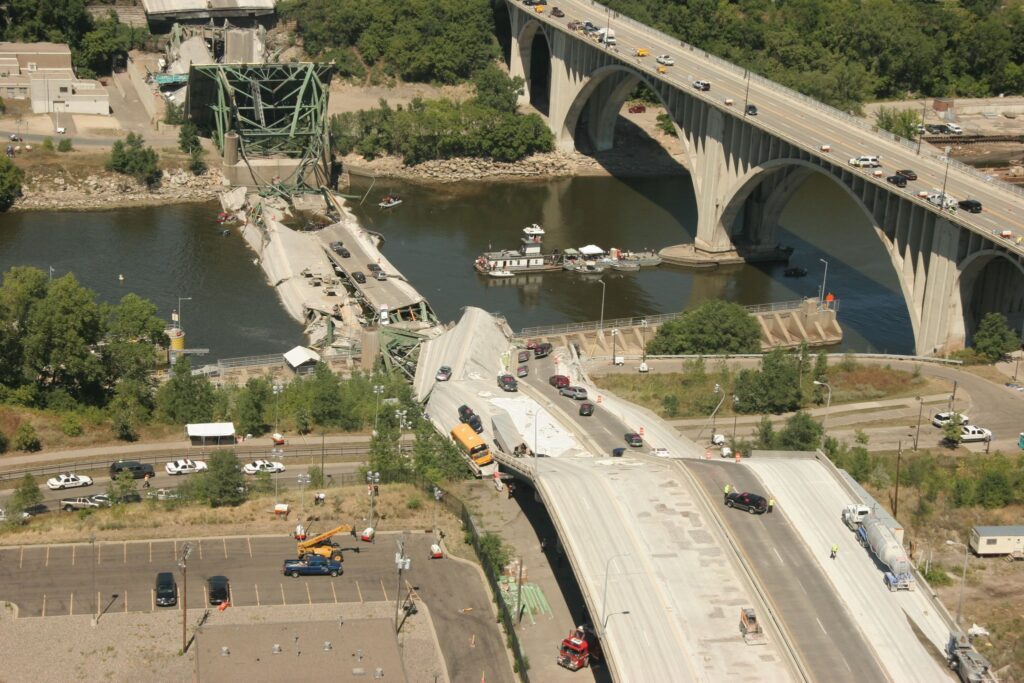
[488,269,516,278]
[611,260,641,272]
[474,224,565,274]
[378,194,402,209]
[570,260,608,275]
[783,267,808,278]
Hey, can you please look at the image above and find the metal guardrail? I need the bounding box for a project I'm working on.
[574,1,1024,201]
[0,443,411,484]
[516,299,806,338]
[586,352,964,365]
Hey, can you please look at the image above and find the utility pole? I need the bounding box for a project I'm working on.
[916,99,927,155]
[516,557,525,625]
[320,432,325,476]
[913,396,924,451]
[394,537,411,633]
[178,542,193,653]
[297,473,311,521]
[893,441,902,519]
[91,534,97,625]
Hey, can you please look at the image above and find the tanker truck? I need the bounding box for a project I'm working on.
[841,504,916,591]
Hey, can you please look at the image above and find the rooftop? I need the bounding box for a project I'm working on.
[142,0,276,16]
[974,525,1024,536]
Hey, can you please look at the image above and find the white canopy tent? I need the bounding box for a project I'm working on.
[578,244,605,257]
[186,422,236,446]
[283,345,321,370]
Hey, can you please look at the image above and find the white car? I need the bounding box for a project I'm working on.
[931,411,969,428]
[165,459,208,475]
[46,473,93,490]
[655,54,674,66]
[650,447,672,458]
[927,189,956,210]
[243,460,286,475]
[959,425,992,443]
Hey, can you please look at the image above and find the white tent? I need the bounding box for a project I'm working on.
[283,345,321,369]
[578,244,605,256]
[186,422,236,446]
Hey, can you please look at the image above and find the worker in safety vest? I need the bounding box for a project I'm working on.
[830,543,839,560]
[767,497,775,513]
[723,483,731,502]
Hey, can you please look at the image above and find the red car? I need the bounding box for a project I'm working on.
[628,105,646,114]
[549,374,570,388]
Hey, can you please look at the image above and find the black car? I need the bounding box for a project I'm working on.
[726,492,768,514]
[467,414,483,433]
[551,6,565,17]
[896,169,917,180]
[533,342,553,359]
[458,404,475,423]
[745,104,758,116]
[330,241,344,254]
[207,575,230,605]
[339,247,351,258]
[886,174,907,188]
[497,374,518,392]
[367,263,382,273]
[579,402,595,417]
[109,460,155,480]
[155,572,178,607]
[611,447,626,457]
[352,271,366,284]
[958,199,982,213]
[624,432,643,447]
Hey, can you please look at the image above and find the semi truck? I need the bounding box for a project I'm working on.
[841,504,916,591]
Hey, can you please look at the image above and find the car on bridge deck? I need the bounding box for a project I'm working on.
[624,432,643,447]
[726,491,768,514]
[551,7,565,18]
[352,271,366,284]
[498,374,519,392]
[693,80,711,91]
[549,374,570,388]
[559,386,587,400]
[886,174,908,188]
[896,169,918,180]
[435,365,452,382]
[533,342,553,358]
[848,155,881,168]
[745,104,758,116]
[655,54,675,66]
[338,247,350,258]
[579,402,595,416]
[958,199,982,213]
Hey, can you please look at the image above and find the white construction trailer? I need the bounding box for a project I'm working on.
[970,525,1024,557]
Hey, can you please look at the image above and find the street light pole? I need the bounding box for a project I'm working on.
[731,396,739,446]
[610,328,618,365]
[696,384,725,441]
[916,99,927,155]
[818,258,829,306]
[813,380,832,448]
[600,552,629,635]
[940,146,952,209]
[640,319,648,366]
[914,396,924,451]
[273,383,282,435]
[372,385,384,435]
[598,280,607,332]
[91,534,97,624]
[946,540,969,625]
[178,542,193,653]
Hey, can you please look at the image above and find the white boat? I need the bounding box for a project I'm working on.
[378,195,402,209]
[523,223,545,237]
[488,269,516,278]
[611,260,641,272]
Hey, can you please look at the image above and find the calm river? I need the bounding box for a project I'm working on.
[0,173,915,359]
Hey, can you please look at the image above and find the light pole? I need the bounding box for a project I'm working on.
[394,536,411,633]
[297,473,311,522]
[1014,322,1024,381]
[696,384,725,441]
[946,540,969,625]
[916,99,927,155]
[176,296,192,331]
[372,385,384,435]
[273,383,282,435]
[610,328,619,364]
[813,380,832,448]
[913,396,924,451]
[742,71,751,116]
[940,146,952,210]
[178,542,193,653]
[366,471,380,525]
[818,258,829,306]
[598,280,607,332]
[600,552,630,635]
[731,396,740,446]
[640,318,648,366]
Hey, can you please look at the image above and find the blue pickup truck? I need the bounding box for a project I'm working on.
[283,556,343,577]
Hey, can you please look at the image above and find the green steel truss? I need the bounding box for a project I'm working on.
[187,63,335,192]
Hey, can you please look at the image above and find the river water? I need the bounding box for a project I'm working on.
[0,173,915,359]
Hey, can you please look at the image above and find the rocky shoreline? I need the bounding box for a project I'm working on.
[13,168,227,212]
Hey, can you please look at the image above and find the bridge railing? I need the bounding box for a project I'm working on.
[581,1,1024,201]
[516,299,807,338]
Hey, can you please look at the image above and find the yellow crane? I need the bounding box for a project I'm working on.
[298,523,356,562]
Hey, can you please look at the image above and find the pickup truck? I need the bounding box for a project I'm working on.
[283,556,343,577]
[60,496,100,512]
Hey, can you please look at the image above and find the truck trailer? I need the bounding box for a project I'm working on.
[841,504,916,591]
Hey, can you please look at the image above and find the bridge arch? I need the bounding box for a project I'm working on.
[957,250,1024,344]
[514,19,552,115]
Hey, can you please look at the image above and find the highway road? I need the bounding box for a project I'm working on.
[524,0,1024,250]
[0,533,513,683]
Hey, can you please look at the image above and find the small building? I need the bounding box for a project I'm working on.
[283,345,320,373]
[970,525,1024,557]
[186,421,236,446]
[141,0,276,24]
[0,42,109,115]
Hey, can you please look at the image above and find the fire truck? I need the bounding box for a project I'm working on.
[556,625,600,671]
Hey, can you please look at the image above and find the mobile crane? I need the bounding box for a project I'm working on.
[298,523,356,562]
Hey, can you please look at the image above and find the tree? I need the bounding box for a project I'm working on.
[776,411,824,450]
[178,122,201,154]
[192,450,246,507]
[155,356,215,424]
[0,156,24,211]
[107,469,138,504]
[104,292,166,383]
[11,473,43,516]
[234,377,271,436]
[163,101,185,125]
[109,379,151,441]
[188,149,207,176]
[76,15,135,76]
[472,65,523,114]
[367,422,410,482]
[942,414,964,447]
[874,106,921,140]
[308,363,344,426]
[12,422,41,451]
[647,299,760,355]
[734,350,801,414]
[57,138,73,152]
[107,133,161,186]
[754,415,776,449]
[21,273,105,401]
[971,312,1018,362]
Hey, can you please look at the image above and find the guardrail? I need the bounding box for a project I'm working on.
[0,443,411,483]
[585,352,964,365]
[557,1,1024,201]
[517,299,807,338]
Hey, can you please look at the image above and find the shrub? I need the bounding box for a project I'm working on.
[41,137,54,151]
[57,138,73,152]
[13,422,41,452]
[61,414,84,437]
[0,429,7,453]
[406,495,422,510]
[188,149,206,176]
[164,101,185,125]
[0,156,23,211]
[107,133,161,186]
[656,113,678,137]
[971,312,1018,362]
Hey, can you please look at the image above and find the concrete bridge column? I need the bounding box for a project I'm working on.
[693,107,736,253]
[914,216,964,355]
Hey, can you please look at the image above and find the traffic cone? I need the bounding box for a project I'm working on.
[735,451,742,463]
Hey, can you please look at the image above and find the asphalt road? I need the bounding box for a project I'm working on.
[530,1,1024,249]
[0,533,513,683]
[684,459,888,683]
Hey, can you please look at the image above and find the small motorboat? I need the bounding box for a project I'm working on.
[488,269,516,278]
[783,267,808,278]
[378,194,403,209]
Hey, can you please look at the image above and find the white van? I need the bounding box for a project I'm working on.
[848,155,881,168]
[946,122,963,134]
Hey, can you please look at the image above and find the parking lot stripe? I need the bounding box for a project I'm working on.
[151,589,155,612]
[254,584,260,606]
[223,538,228,559]
[380,579,388,601]
[306,583,312,605]
[247,537,253,558]
[149,542,152,563]
[356,581,363,603]
[280,584,286,605]
[331,583,337,604]
[124,591,128,613]
[98,544,102,564]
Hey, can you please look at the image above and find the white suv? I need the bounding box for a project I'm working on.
[848,155,881,168]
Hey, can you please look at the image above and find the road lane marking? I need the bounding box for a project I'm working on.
[98,544,102,564]
[839,652,853,673]
[280,584,286,605]
[247,537,253,558]
[19,547,23,569]
[124,591,128,613]
[69,593,73,615]
[356,581,363,603]
[223,538,228,559]
[772,547,784,565]
[331,583,337,604]
[254,584,260,606]
[816,617,827,635]
[72,545,76,565]
[41,594,46,617]
[45,546,50,567]
[123,543,127,564]
[198,540,203,560]
[306,583,312,605]
[149,542,152,563]
[380,579,388,601]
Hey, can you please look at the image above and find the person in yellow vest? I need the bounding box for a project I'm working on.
[830,543,839,560]
[723,483,731,502]
[767,497,775,513]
